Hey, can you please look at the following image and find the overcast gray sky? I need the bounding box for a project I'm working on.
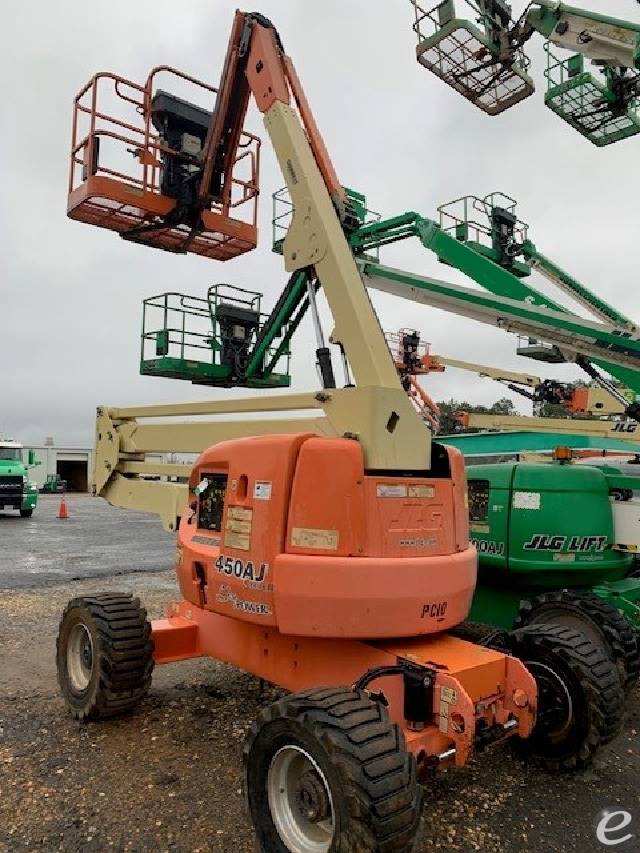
[3,0,639,446]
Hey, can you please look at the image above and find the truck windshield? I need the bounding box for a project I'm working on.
[0,448,21,460]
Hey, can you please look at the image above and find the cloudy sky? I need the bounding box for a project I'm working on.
[3,0,639,446]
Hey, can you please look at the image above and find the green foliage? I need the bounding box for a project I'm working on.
[535,401,568,419]
[436,397,518,435]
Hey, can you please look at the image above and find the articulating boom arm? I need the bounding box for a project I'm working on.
[427,354,637,418]
[91,12,429,527]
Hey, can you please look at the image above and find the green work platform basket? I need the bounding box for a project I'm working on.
[411,0,534,115]
[544,46,640,147]
[437,192,532,277]
[271,186,380,256]
[140,286,292,389]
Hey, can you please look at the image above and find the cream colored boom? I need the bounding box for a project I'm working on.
[95,383,427,530]
[431,356,541,388]
[461,412,640,441]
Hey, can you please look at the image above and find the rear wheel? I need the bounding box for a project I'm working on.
[507,623,624,771]
[20,508,33,518]
[244,687,422,853]
[514,589,640,695]
[56,593,154,720]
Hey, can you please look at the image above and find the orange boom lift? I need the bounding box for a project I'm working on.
[57,12,620,851]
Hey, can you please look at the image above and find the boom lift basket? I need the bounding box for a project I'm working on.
[544,46,640,147]
[411,0,534,115]
[140,285,291,388]
[271,186,381,256]
[386,329,433,374]
[516,336,566,365]
[437,192,531,275]
[68,68,260,260]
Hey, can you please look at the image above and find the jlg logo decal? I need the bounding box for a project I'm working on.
[422,601,448,621]
[523,534,608,552]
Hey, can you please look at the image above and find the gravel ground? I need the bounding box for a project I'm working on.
[1,496,639,852]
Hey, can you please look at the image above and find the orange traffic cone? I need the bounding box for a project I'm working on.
[57,496,69,520]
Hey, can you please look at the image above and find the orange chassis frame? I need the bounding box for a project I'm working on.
[152,601,537,772]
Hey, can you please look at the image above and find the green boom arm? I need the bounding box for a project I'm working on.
[527,2,640,70]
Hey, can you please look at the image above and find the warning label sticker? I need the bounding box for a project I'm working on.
[254,481,272,501]
[229,506,253,522]
[513,491,541,511]
[377,484,407,498]
[408,485,435,498]
[291,527,339,550]
[440,686,457,705]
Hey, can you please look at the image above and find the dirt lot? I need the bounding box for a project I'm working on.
[1,496,639,852]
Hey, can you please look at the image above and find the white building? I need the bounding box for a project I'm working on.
[27,444,93,492]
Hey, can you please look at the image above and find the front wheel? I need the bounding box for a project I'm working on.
[507,623,624,772]
[56,593,154,720]
[20,508,33,518]
[244,687,422,853]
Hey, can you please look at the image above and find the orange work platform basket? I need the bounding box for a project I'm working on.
[67,67,261,261]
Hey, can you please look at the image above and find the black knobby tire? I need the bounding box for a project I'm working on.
[507,623,624,770]
[56,593,154,721]
[244,687,423,853]
[20,508,33,518]
[514,589,640,694]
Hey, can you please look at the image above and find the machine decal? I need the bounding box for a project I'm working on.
[400,537,437,548]
[215,584,272,616]
[224,506,253,551]
[224,530,250,550]
[215,555,268,583]
[513,491,541,511]
[377,484,407,498]
[523,534,608,552]
[471,538,505,556]
[441,686,457,704]
[439,701,450,734]
[408,485,435,499]
[253,480,272,501]
[291,527,339,550]
[421,601,448,621]
[228,506,253,522]
[613,422,638,434]
[191,534,221,547]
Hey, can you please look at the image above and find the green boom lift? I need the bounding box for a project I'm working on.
[463,455,640,692]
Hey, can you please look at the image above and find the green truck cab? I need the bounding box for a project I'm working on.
[466,460,640,632]
[0,440,39,518]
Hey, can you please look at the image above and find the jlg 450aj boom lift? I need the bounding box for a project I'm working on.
[58,12,624,851]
